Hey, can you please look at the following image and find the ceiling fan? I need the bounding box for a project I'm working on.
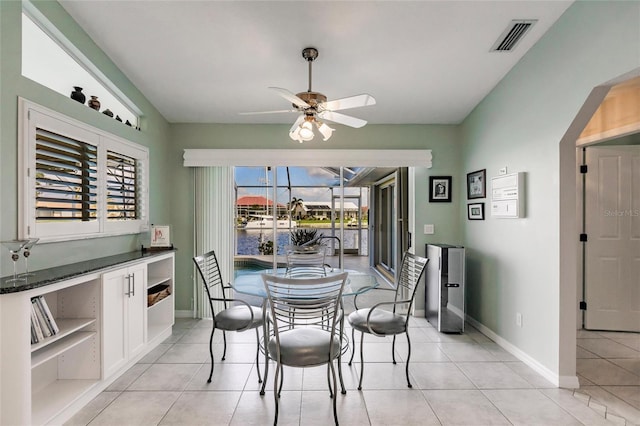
[240,47,376,143]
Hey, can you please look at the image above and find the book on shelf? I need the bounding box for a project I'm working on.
[32,298,52,338]
[30,303,44,343]
[30,312,39,344]
[36,295,59,334]
[30,296,59,343]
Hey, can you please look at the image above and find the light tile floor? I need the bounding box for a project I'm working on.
[576,329,640,425]
[66,316,629,425]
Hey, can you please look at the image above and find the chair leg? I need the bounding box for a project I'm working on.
[337,352,347,395]
[405,332,412,388]
[260,322,269,395]
[357,331,364,390]
[348,327,355,365]
[326,363,334,399]
[255,328,262,383]
[338,318,346,394]
[221,330,227,361]
[392,335,397,364]
[273,362,280,426]
[277,363,284,398]
[330,360,340,425]
[207,327,216,383]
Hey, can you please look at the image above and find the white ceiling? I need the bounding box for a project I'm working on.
[59,1,573,125]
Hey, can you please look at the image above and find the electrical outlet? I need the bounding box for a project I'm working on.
[499,167,508,175]
[424,224,434,234]
[516,312,523,327]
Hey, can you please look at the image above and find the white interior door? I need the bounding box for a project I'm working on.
[584,146,640,331]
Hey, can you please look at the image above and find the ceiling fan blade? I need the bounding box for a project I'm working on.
[318,111,367,128]
[269,87,310,109]
[239,109,296,115]
[321,94,376,112]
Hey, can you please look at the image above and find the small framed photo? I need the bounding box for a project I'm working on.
[468,203,485,220]
[150,225,171,247]
[429,176,452,202]
[467,169,486,199]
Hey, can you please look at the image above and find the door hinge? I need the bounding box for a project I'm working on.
[579,301,587,310]
[580,165,588,173]
[579,233,588,242]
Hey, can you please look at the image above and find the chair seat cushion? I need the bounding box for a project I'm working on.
[268,328,341,367]
[348,308,406,335]
[215,305,263,331]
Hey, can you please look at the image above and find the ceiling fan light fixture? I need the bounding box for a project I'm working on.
[299,120,314,139]
[289,126,304,143]
[316,121,334,141]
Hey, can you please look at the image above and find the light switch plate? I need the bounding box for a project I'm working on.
[424,224,434,234]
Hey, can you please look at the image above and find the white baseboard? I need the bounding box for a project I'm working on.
[175,309,195,318]
[465,315,578,388]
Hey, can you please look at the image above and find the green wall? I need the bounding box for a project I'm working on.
[0,1,171,273]
[168,123,462,312]
[460,0,640,376]
[3,0,638,383]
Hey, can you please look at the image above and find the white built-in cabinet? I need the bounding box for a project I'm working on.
[0,251,175,425]
[102,263,147,378]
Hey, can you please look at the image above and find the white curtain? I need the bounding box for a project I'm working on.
[193,167,234,318]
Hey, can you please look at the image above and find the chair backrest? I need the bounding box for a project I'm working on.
[193,250,227,316]
[285,246,328,277]
[262,271,348,356]
[394,252,429,313]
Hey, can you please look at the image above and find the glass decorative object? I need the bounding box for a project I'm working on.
[19,238,39,277]
[1,240,28,283]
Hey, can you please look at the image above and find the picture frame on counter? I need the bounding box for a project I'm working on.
[150,225,171,247]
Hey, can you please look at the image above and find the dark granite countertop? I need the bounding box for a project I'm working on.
[0,249,176,295]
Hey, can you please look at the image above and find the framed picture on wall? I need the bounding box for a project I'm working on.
[429,176,452,202]
[467,203,485,220]
[467,169,486,199]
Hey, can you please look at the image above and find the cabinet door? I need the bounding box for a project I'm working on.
[127,263,147,359]
[102,269,127,378]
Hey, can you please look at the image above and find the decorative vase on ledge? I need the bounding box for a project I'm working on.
[70,87,86,104]
[88,96,101,111]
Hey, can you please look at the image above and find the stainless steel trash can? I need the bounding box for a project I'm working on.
[425,244,465,333]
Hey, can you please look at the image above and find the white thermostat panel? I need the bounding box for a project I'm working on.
[491,172,525,218]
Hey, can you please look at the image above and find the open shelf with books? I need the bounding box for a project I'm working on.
[29,276,101,425]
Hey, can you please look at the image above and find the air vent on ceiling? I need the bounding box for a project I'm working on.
[491,19,537,52]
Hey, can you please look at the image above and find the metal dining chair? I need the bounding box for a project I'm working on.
[348,251,428,390]
[261,271,349,426]
[284,245,329,277]
[193,250,263,384]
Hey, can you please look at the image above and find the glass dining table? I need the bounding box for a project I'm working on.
[231,268,379,299]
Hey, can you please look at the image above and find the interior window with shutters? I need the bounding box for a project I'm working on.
[35,128,98,223]
[20,99,149,241]
[107,151,138,220]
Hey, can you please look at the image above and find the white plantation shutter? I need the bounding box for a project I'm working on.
[20,99,149,241]
[35,128,98,223]
[106,150,139,220]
